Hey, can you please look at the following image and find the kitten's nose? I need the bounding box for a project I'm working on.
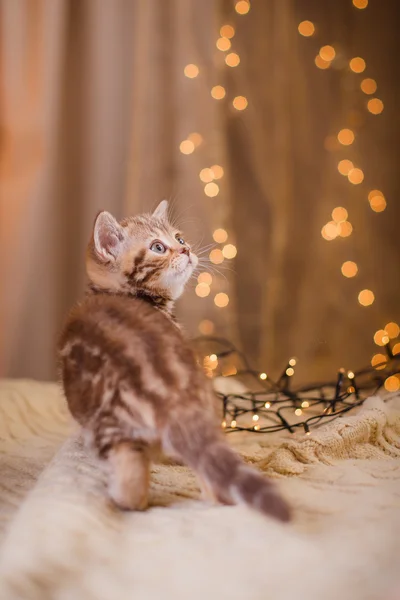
[179,246,190,256]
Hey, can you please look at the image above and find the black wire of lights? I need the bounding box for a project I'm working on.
[192,337,400,435]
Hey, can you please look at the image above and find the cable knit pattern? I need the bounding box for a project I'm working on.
[0,380,399,600]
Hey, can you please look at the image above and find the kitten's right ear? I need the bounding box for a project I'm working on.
[93,211,125,262]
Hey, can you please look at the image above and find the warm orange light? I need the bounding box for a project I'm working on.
[235,0,250,15]
[211,165,224,179]
[298,21,315,37]
[216,37,231,51]
[358,289,374,306]
[332,207,348,222]
[222,244,237,259]
[225,52,240,67]
[213,228,228,243]
[339,221,353,237]
[360,78,377,95]
[233,96,248,110]
[384,322,400,339]
[353,0,368,8]
[337,129,355,146]
[315,55,331,69]
[209,249,224,264]
[349,57,366,73]
[195,283,210,298]
[374,329,389,346]
[214,292,229,307]
[368,189,384,201]
[338,159,354,175]
[384,376,400,392]
[368,190,386,212]
[187,132,203,147]
[211,85,226,100]
[348,168,364,184]
[198,272,212,285]
[198,319,215,335]
[184,64,199,78]
[393,343,400,355]
[341,261,358,278]
[220,25,235,39]
[321,221,340,241]
[179,140,195,154]
[319,45,336,62]
[367,98,384,115]
[204,182,219,197]
[371,353,387,370]
[199,168,214,183]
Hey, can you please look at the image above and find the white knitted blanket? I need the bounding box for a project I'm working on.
[0,379,399,600]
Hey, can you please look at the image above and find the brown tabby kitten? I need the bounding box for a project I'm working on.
[58,201,290,522]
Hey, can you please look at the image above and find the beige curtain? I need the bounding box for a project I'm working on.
[1,0,399,382]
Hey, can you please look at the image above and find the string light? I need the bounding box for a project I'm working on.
[209,249,224,264]
[393,344,400,355]
[385,322,400,339]
[252,414,259,422]
[222,244,237,259]
[220,25,235,38]
[349,57,366,73]
[196,283,211,298]
[232,96,248,110]
[338,159,354,175]
[235,1,250,15]
[259,372,267,380]
[264,402,271,409]
[286,367,294,376]
[367,98,384,115]
[374,329,389,346]
[360,78,377,94]
[384,376,400,392]
[289,358,297,367]
[214,293,229,308]
[211,85,226,99]
[295,409,302,416]
[184,64,199,78]
[353,0,368,8]
[213,228,228,243]
[347,167,364,184]
[230,420,237,428]
[225,53,240,67]
[179,140,195,154]
[216,37,231,51]
[319,45,336,61]
[341,261,358,278]
[358,289,374,306]
[337,129,355,145]
[298,21,315,37]
[199,168,214,183]
[198,272,213,285]
[198,320,214,335]
[204,182,219,197]
[301,401,310,408]
[371,353,387,370]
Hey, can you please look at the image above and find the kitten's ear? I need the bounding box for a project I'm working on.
[152,200,168,221]
[93,211,125,262]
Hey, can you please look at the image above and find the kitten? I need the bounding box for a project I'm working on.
[58,200,290,522]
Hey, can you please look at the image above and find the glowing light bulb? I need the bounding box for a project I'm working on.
[373,329,389,346]
[371,353,387,370]
[286,367,294,376]
[298,21,315,37]
[210,354,218,362]
[385,376,400,392]
[259,372,267,380]
[301,401,310,408]
[230,420,237,428]
[295,408,302,416]
[264,402,271,409]
[252,414,259,422]
[184,64,199,78]
[289,358,297,366]
[347,371,355,379]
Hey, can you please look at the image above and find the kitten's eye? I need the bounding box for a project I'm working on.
[150,241,167,254]
[175,235,185,245]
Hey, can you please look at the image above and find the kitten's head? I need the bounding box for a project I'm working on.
[86,201,198,301]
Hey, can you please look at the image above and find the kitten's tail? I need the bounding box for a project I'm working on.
[163,417,291,523]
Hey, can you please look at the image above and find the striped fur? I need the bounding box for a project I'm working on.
[58,202,291,522]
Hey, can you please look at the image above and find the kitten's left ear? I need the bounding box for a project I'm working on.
[152,200,168,221]
[93,211,125,262]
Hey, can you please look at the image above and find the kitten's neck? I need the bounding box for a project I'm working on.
[86,283,176,322]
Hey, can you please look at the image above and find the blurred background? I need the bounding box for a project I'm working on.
[0,0,399,384]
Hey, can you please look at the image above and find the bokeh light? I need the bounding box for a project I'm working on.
[184,64,199,78]
[197,272,212,285]
[210,249,224,264]
[348,167,364,184]
[315,55,331,69]
[204,182,219,197]
[235,0,250,15]
[393,343,400,355]
[211,165,224,179]
[179,140,195,154]
[341,261,358,277]
[337,129,355,145]
[385,322,400,339]
[367,98,384,115]
[222,244,237,259]
[358,289,374,306]
[349,57,366,73]
[213,228,228,243]
[198,320,215,335]
[233,96,248,110]
[199,168,214,183]
[195,283,210,298]
[319,45,336,61]
[338,159,354,175]
[211,85,226,99]
[360,78,377,94]
[384,376,400,392]
[332,207,348,222]
[214,293,229,307]
[353,0,368,8]
[321,221,340,240]
[371,354,387,370]
[374,329,390,346]
[339,221,353,237]
[216,37,231,51]
[187,132,203,147]
[298,21,315,36]
[368,190,387,212]
[220,25,235,38]
[225,53,240,67]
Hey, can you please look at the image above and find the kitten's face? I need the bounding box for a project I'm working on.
[86,201,198,300]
